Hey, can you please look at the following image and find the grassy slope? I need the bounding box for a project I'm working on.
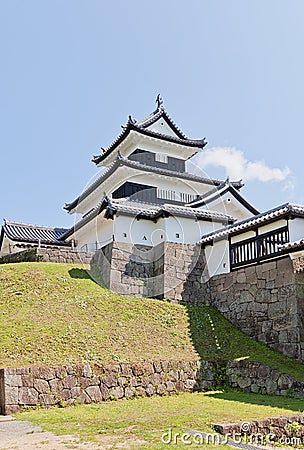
[0,262,303,381]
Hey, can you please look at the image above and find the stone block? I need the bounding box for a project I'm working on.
[21,375,34,387]
[120,363,133,376]
[34,379,50,394]
[5,386,18,405]
[132,363,145,376]
[38,367,56,380]
[124,386,135,399]
[83,364,92,378]
[146,384,156,396]
[86,386,102,402]
[55,366,67,379]
[117,376,128,387]
[135,386,146,397]
[62,375,77,389]
[156,384,166,395]
[60,389,72,400]
[71,387,81,398]
[265,379,277,394]
[110,282,130,295]
[110,270,121,283]
[19,387,39,405]
[4,374,22,387]
[49,379,63,392]
[39,394,57,405]
[268,302,287,319]
[101,375,118,388]
[153,362,162,373]
[100,385,110,400]
[237,377,251,389]
[175,380,185,392]
[4,404,20,414]
[110,386,124,399]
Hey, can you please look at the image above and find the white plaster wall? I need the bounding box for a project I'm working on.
[146,118,178,138]
[204,240,230,278]
[231,230,256,244]
[165,217,222,244]
[289,217,304,242]
[201,192,254,222]
[74,217,113,251]
[114,215,164,247]
[258,219,287,235]
[0,236,14,256]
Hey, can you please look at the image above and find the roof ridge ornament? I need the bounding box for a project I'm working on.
[116,150,123,160]
[156,94,164,110]
[127,115,135,125]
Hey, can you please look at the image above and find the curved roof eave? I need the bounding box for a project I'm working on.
[92,123,207,166]
[64,157,232,213]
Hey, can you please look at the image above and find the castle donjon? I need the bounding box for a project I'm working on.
[1,97,304,362]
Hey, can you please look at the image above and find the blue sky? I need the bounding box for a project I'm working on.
[1,0,303,228]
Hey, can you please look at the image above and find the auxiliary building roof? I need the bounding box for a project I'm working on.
[199,203,304,245]
[0,220,70,248]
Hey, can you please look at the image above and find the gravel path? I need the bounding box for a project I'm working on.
[0,418,105,449]
[0,417,146,449]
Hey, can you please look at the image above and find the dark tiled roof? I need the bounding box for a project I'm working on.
[64,157,236,212]
[134,96,188,139]
[1,221,70,246]
[112,199,234,222]
[280,239,304,252]
[199,203,304,245]
[61,197,234,240]
[92,98,207,165]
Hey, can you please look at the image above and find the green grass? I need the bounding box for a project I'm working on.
[0,262,303,382]
[16,390,304,449]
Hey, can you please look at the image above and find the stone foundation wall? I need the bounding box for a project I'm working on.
[207,257,304,361]
[91,241,209,302]
[214,414,304,444]
[0,360,215,415]
[37,247,93,264]
[1,360,303,415]
[0,247,94,265]
[226,360,304,397]
[91,242,164,297]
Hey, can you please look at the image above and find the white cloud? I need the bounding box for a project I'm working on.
[191,147,291,183]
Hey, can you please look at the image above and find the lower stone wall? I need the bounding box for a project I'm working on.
[208,257,304,361]
[0,360,214,415]
[37,247,93,264]
[0,247,94,265]
[1,360,303,415]
[227,360,304,397]
[214,414,304,444]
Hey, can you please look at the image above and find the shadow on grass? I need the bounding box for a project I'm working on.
[205,389,304,413]
[68,268,92,279]
[68,267,105,287]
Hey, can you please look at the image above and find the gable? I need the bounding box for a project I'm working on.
[145,117,181,138]
[196,191,255,222]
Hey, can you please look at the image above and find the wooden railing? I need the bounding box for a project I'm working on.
[230,226,289,269]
